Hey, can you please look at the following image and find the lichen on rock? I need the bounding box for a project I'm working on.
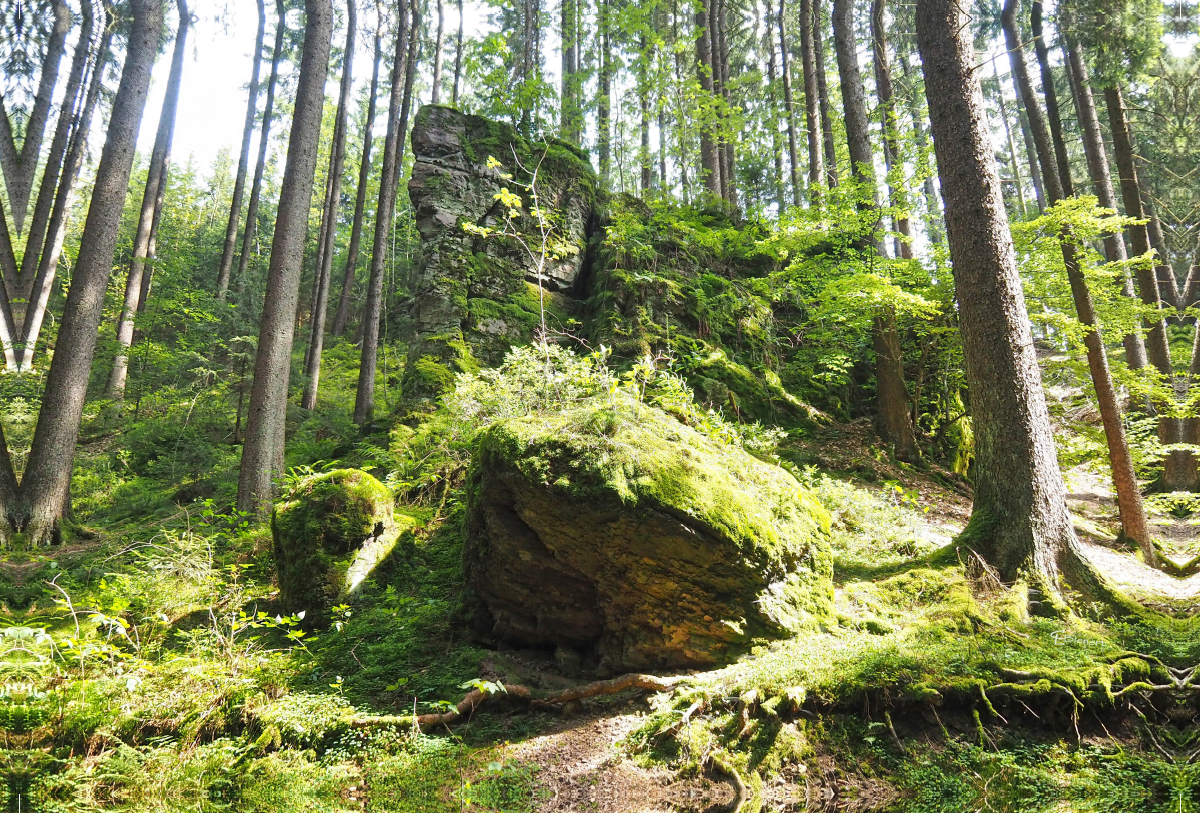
[463,398,834,673]
[273,469,408,616]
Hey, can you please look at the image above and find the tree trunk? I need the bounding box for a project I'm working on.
[332,24,383,339]
[871,0,911,259]
[639,32,653,193]
[1104,85,1173,377]
[108,0,190,402]
[236,0,334,515]
[915,0,1082,593]
[432,0,444,104]
[16,0,94,313]
[0,0,70,235]
[763,0,787,209]
[695,0,721,196]
[1005,0,1157,559]
[16,0,164,547]
[216,0,267,299]
[834,0,920,461]
[302,0,357,410]
[992,60,1028,218]
[233,0,287,298]
[354,0,416,426]
[798,0,823,200]
[560,0,579,140]
[17,13,113,373]
[714,0,736,207]
[813,0,838,188]
[598,0,613,186]
[452,0,464,106]
[778,0,804,206]
[1030,1,1073,192]
[1063,41,1147,371]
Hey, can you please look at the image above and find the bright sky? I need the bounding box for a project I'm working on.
[137,1,492,170]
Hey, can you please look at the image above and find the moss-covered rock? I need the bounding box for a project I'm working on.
[403,106,598,403]
[273,469,408,616]
[463,399,834,673]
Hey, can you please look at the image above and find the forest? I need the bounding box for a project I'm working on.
[0,0,1198,808]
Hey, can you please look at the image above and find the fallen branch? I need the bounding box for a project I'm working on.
[352,672,685,732]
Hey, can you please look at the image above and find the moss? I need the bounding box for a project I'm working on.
[272,469,396,616]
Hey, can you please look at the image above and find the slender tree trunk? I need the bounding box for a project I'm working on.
[452,0,464,106]
[897,49,942,244]
[763,0,787,209]
[560,0,578,140]
[18,13,112,373]
[834,0,920,461]
[871,0,911,259]
[108,0,190,402]
[639,32,653,193]
[354,0,414,425]
[714,0,736,207]
[1006,0,1156,558]
[432,0,444,103]
[1064,40,1147,370]
[333,26,383,338]
[16,0,163,546]
[1005,54,1046,213]
[696,0,720,196]
[598,0,613,186]
[1104,85,1173,377]
[813,0,838,188]
[303,0,357,410]
[216,0,267,299]
[16,0,94,308]
[916,0,1086,594]
[237,0,334,515]
[778,0,804,206]
[992,60,1028,218]
[798,0,823,199]
[234,0,287,297]
[0,0,70,234]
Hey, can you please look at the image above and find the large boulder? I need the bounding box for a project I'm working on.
[403,106,598,401]
[463,400,834,673]
[273,469,406,617]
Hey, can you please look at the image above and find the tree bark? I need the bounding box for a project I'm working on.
[778,0,805,206]
[1004,0,1156,558]
[233,0,287,298]
[560,0,579,140]
[354,0,415,426]
[798,0,823,200]
[108,0,191,402]
[432,0,444,104]
[598,0,613,186]
[813,0,838,188]
[332,24,383,338]
[916,0,1081,591]
[714,0,736,207]
[834,0,920,461]
[1104,84,1173,378]
[303,0,357,410]
[992,60,1028,218]
[16,0,164,547]
[18,12,113,373]
[763,0,787,209]
[452,0,464,106]
[695,0,721,196]
[216,0,267,299]
[1063,40,1147,371]
[237,0,334,515]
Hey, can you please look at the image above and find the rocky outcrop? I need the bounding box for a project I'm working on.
[463,399,834,674]
[273,469,408,617]
[403,106,598,401]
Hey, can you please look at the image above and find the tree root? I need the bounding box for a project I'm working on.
[352,672,685,732]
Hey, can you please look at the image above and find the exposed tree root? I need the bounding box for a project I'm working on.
[352,672,685,732]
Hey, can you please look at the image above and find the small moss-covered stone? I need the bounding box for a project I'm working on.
[464,398,834,673]
[273,469,405,616]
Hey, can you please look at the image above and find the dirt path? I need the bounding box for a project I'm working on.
[502,714,738,812]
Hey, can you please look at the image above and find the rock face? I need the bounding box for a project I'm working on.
[463,399,834,673]
[403,106,598,401]
[273,469,405,617]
